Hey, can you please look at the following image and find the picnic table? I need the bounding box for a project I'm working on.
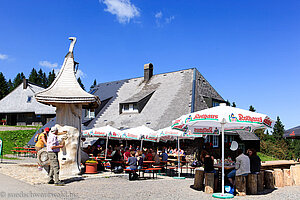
[261,160,300,170]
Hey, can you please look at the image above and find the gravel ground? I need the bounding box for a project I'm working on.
[0,157,300,200]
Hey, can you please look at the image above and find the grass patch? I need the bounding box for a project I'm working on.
[2,156,20,160]
[257,152,279,161]
[0,128,38,155]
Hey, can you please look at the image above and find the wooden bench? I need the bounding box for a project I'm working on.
[124,168,138,180]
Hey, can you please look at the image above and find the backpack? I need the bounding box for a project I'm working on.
[34,133,41,143]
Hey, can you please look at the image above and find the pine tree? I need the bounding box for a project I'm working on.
[37,69,44,86]
[28,68,38,84]
[0,72,9,100]
[7,79,13,92]
[90,79,97,91]
[42,72,48,88]
[226,100,231,106]
[77,77,85,90]
[272,116,285,140]
[232,102,236,107]
[249,105,256,112]
[13,72,25,89]
[47,70,56,87]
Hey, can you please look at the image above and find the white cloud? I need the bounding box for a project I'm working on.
[155,11,162,19]
[100,0,140,24]
[39,60,58,68]
[0,53,8,60]
[165,16,175,24]
[75,69,86,79]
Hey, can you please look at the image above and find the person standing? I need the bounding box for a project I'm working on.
[47,126,64,186]
[35,127,49,170]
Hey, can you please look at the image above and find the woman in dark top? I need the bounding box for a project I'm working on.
[201,150,218,190]
[248,148,261,174]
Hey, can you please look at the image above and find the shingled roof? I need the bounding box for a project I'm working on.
[86,67,224,131]
[0,82,55,115]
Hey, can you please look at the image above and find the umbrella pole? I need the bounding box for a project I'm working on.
[105,133,109,160]
[141,139,143,151]
[178,136,180,177]
[221,119,226,195]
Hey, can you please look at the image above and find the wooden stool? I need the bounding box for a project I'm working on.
[235,175,247,196]
[264,170,275,189]
[193,169,204,190]
[247,174,257,195]
[283,169,293,186]
[274,169,284,188]
[257,171,264,192]
[204,173,214,194]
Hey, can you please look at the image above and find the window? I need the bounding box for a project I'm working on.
[85,109,95,119]
[212,101,219,107]
[122,103,138,113]
[225,135,228,143]
[204,135,210,143]
[229,135,233,142]
[212,135,219,147]
[27,96,32,103]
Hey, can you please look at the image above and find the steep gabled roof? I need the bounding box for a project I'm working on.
[86,68,225,131]
[0,82,56,114]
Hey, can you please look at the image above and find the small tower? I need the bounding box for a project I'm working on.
[35,37,100,176]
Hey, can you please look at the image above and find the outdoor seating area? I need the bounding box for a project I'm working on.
[10,146,36,157]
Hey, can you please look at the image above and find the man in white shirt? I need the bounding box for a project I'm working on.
[227,149,250,185]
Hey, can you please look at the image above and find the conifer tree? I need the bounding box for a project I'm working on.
[272,116,285,140]
[0,72,8,100]
[226,100,231,106]
[232,102,236,107]
[37,69,44,86]
[7,79,13,92]
[47,70,56,87]
[77,77,85,90]
[28,68,38,84]
[249,105,256,112]
[13,72,25,89]
[90,79,97,91]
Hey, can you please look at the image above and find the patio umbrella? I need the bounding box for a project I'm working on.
[171,103,274,198]
[283,126,300,139]
[157,127,204,178]
[82,125,121,160]
[120,125,156,150]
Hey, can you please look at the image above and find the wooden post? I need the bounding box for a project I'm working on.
[283,169,293,186]
[274,169,284,188]
[291,165,300,186]
[235,175,247,196]
[247,174,257,194]
[257,171,264,192]
[204,173,214,194]
[264,170,275,189]
[194,169,204,190]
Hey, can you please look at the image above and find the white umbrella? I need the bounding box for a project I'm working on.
[120,125,156,150]
[171,103,274,198]
[82,125,121,160]
[157,127,204,178]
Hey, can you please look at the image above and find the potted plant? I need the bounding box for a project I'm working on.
[85,159,98,174]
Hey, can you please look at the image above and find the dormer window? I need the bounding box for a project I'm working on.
[85,109,95,119]
[121,103,138,113]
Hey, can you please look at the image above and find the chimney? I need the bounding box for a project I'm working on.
[23,78,28,89]
[144,63,153,82]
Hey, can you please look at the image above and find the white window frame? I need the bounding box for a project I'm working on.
[85,109,95,119]
[212,135,219,147]
[122,103,138,113]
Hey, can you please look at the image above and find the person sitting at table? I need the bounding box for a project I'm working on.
[201,150,218,190]
[126,151,138,180]
[124,147,131,161]
[145,149,153,161]
[136,151,143,169]
[227,149,250,186]
[160,149,168,162]
[154,152,161,165]
[247,148,261,174]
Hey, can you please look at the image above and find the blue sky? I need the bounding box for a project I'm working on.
[0,0,299,129]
